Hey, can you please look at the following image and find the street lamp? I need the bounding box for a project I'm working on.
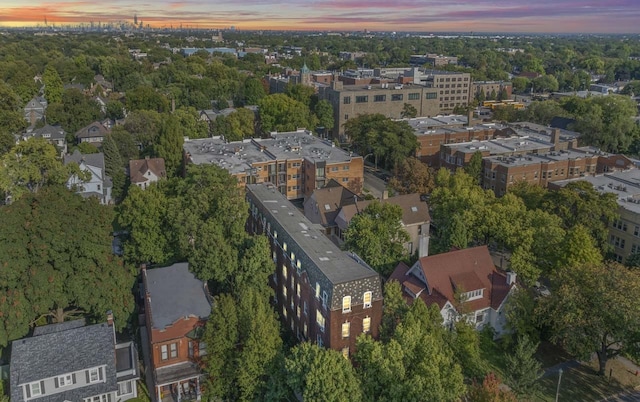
[555,368,563,402]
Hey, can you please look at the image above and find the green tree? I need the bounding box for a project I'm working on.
[117,185,173,266]
[401,103,418,118]
[511,77,530,94]
[174,107,209,139]
[124,110,162,152]
[449,321,486,378]
[314,99,334,131]
[464,151,483,184]
[110,126,139,162]
[533,75,559,93]
[521,100,568,125]
[125,85,170,113]
[0,138,71,201]
[0,132,14,156]
[76,142,100,154]
[343,201,410,276]
[344,114,418,170]
[541,262,640,375]
[504,289,540,345]
[42,65,63,104]
[0,186,136,347]
[285,343,362,402]
[388,157,435,195]
[258,93,314,133]
[504,335,543,398]
[46,88,103,137]
[154,115,184,177]
[105,100,125,120]
[203,293,238,399]
[213,108,256,141]
[0,81,28,134]
[284,83,315,107]
[242,77,267,105]
[379,280,410,342]
[102,134,126,201]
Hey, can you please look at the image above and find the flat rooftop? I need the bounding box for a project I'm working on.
[184,130,359,174]
[446,135,552,155]
[508,122,581,141]
[246,183,379,285]
[485,147,605,167]
[402,115,469,130]
[553,169,640,214]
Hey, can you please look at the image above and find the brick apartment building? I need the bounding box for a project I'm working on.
[142,263,212,402]
[482,149,634,196]
[183,130,364,199]
[550,169,640,263]
[472,81,513,100]
[318,69,471,139]
[246,184,383,357]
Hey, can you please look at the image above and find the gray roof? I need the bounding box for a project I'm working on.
[64,150,106,171]
[10,322,118,402]
[184,130,360,175]
[31,124,66,140]
[32,319,85,336]
[145,263,212,330]
[246,183,382,310]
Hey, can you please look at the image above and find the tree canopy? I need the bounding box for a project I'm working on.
[0,186,136,347]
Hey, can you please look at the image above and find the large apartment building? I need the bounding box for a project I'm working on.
[183,130,364,199]
[246,184,383,357]
[318,69,471,139]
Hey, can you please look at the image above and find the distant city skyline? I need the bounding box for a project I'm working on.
[0,0,639,33]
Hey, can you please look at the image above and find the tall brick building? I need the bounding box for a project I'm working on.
[246,184,383,357]
[183,130,364,199]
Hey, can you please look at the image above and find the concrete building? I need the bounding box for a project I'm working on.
[389,245,516,336]
[142,263,212,402]
[472,81,513,100]
[410,54,458,67]
[319,69,471,139]
[10,317,139,402]
[183,130,364,199]
[246,183,383,357]
[550,169,640,263]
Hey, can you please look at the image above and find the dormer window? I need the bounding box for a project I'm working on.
[56,373,75,388]
[463,289,484,301]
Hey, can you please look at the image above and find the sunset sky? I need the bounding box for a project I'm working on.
[0,0,638,33]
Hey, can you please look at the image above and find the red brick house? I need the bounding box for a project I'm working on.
[142,263,212,402]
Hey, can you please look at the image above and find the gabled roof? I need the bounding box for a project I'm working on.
[31,124,66,140]
[64,150,105,172]
[10,321,118,402]
[129,157,167,184]
[303,179,361,227]
[389,245,513,312]
[144,263,212,330]
[75,121,109,139]
[335,193,430,230]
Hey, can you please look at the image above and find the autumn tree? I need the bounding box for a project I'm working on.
[388,157,435,195]
[343,201,410,276]
[541,262,640,375]
[0,186,136,347]
[467,373,517,402]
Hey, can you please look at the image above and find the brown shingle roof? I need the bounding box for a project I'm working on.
[129,157,167,184]
[306,179,360,227]
[75,121,109,139]
[336,193,430,230]
[389,245,513,311]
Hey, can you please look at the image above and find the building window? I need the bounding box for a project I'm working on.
[342,296,351,313]
[84,394,110,402]
[363,291,372,308]
[635,226,640,237]
[342,322,350,338]
[28,382,43,397]
[283,242,287,252]
[282,264,287,279]
[610,235,626,249]
[613,220,628,232]
[342,178,349,182]
[374,94,386,102]
[297,305,301,318]
[161,345,168,360]
[343,165,349,171]
[476,311,485,323]
[363,316,371,333]
[632,244,640,254]
[342,347,349,359]
[56,374,74,388]
[199,341,207,356]
[391,94,403,101]
[408,93,420,100]
[355,96,368,103]
[296,283,301,297]
[88,367,101,383]
[322,291,328,308]
[464,289,484,301]
[317,333,323,347]
[316,311,325,332]
[304,301,308,315]
[343,96,351,104]
[118,381,134,396]
[315,282,320,299]
[283,283,287,298]
[170,342,178,358]
[188,341,194,358]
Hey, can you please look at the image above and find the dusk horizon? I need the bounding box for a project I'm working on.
[0,0,639,34]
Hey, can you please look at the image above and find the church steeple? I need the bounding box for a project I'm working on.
[300,62,311,85]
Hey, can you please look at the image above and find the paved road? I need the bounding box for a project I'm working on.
[599,390,640,401]
[363,169,387,199]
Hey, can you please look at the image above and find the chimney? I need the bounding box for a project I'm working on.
[506,271,517,286]
[551,128,560,151]
[467,108,474,127]
[106,310,116,343]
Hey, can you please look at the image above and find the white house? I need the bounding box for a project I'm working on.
[64,150,112,204]
[128,157,166,189]
[389,245,516,336]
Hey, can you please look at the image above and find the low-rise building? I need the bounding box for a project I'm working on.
[24,96,47,127]
[24,124,67,155]
[410,54,458,67]
[389,245,516,336]
[142,263,212,402]
[64,150,113,204]
[75,121,110,144]
[183,130,364,199]
[129,157,166,189]
[472,81,513,100]
[550,169,640,263]
[10,317,139,402]
[246,183,383,357]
